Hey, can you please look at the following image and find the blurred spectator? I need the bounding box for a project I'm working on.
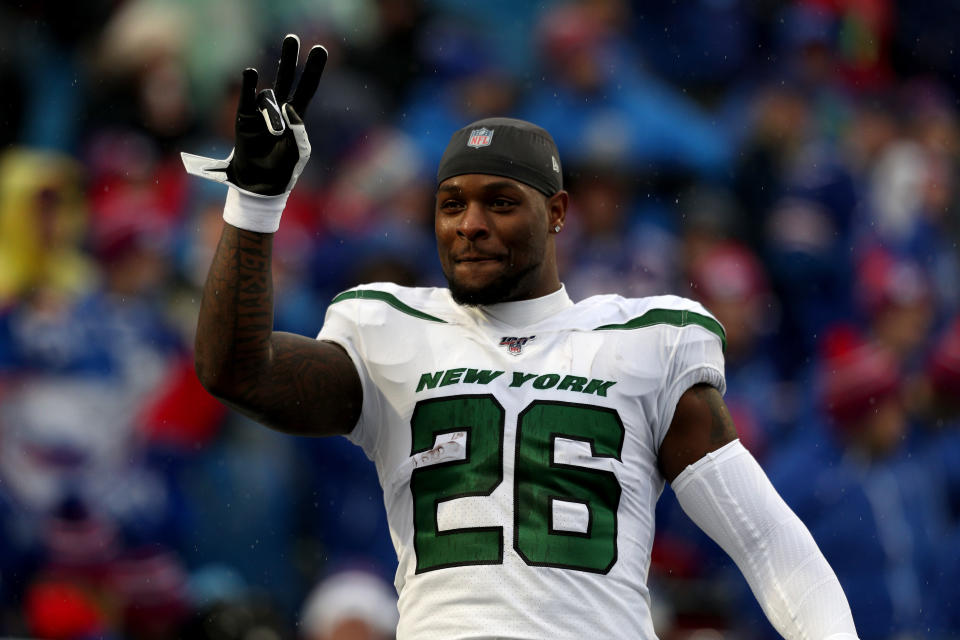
[310,126,440,300]
[841,92,901,177]
[818,327,904,451]
[687,241,787,454]
[181,597,288,640]
[559,164,679,301]
[521,0,729,177]
[756,327,946,639]
[855,246,935,366]
[914,318,960,634]
[760,166,858,376]
[345,0,432,111]
[400,25,520,174]
[733,83,817,248]
[295,33,395,173]
[0,379,173,540]
[676,184,745,270]
[779,1,894,92]
[317,127,432,246]
[13,501,192,639]
[179,565,288,640]
[0,149,96,309]
[5,1,116,152]
[910,317,960,520]
[428,0,545,76]
[87,0,199,152]
[299,570,398,640]
[859,80,960,314]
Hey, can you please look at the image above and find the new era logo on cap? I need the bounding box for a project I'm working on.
[467,128,494,148]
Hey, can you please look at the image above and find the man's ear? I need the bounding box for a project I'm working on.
[547,190,569,232]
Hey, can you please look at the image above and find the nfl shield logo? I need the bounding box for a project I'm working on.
[467,127,494,148]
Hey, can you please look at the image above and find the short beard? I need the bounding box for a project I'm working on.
[446,262,539,306]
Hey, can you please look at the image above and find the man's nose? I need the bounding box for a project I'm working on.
[457,202,490,241]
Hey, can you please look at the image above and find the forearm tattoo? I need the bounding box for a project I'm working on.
[232,230,273,390]
[196,226,360,435]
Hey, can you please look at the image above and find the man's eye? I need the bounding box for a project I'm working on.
[440,200,464,211]
[491,198,515,209]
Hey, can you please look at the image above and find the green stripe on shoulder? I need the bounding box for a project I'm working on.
[330,289,448,323]
[594,308,726,352]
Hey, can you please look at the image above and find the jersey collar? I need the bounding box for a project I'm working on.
[475,284,574,328]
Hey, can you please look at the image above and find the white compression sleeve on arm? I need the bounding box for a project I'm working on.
[672,440,858,640]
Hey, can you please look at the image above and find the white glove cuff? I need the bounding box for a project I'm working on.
[222,186,289,233]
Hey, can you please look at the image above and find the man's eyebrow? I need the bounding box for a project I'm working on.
[481,180,525,193]
[436,180,526,195]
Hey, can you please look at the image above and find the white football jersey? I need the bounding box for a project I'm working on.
[317,283,726,640]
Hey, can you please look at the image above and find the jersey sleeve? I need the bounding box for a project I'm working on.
[653,298,727,449]
[316,293,384,457]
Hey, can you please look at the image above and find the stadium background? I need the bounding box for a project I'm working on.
[1,0,959,638]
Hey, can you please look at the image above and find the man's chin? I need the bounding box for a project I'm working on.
[447,275,523,306]
[445,263,540,306]
[448,282,511,306]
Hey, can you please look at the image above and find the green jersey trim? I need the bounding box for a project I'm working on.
[594,309,727,352]
[330,289,448,324]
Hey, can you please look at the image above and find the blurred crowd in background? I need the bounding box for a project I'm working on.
[0,0,959,638]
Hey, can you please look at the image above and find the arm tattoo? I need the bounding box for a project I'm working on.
[232,231,272,390]
[691,384,738,447]
[657,383,739,482]
[196,226,360,435]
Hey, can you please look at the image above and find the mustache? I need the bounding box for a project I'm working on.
[451,251,508,262]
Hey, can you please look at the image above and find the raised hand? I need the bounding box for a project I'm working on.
[182,35,328,199]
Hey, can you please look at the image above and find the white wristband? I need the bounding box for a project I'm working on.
[222,186,289,233]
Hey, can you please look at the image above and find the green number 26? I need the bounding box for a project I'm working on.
[410,395,624,574]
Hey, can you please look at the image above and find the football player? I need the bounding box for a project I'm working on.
[183,35,859,640]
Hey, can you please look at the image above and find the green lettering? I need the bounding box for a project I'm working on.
[464,369,505,385]
[532,374,561,390]
[510,372,537,388]
[557,375,588,392]
[417,371,443,392]
[440,368,467,387]
[583,379,617,397]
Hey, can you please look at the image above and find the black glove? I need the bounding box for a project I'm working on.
[182,34,327,197]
